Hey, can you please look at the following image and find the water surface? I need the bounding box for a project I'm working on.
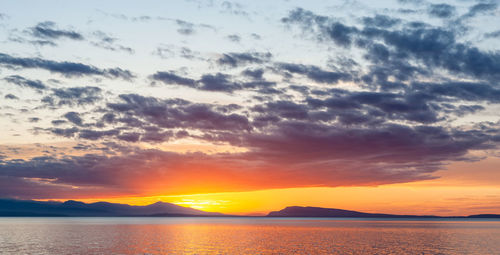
[1,217,499,254]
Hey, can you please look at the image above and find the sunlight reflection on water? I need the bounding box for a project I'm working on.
[1,217,500,254]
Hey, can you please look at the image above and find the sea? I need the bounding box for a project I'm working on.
[1,217,499,254]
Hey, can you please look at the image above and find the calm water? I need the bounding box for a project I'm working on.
[1,217,500,254]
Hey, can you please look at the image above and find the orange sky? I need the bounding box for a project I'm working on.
[10,142,500,216]
[71,157,500,216]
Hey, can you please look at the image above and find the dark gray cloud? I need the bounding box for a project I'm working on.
[151,71,276,93]
[220,1,249,17]
[485,30,500,38]
[78,129,121,140]
[106,94,251,132]
[242,68,265,79]
[198,73,242,92]
[30,21,84,40]
[250,33,261,40]
[428,4,456,18]
[151,71,196,87]
[45,93,251,143]
[42,86,102,107]
[412,81,500,103]
[7,34,57,47]
[4,94,19,100]
[152,45,203,61]
[397,0,424,5]
[277,63,351,84]
[91,31,134,54]
[3,75,47,90]
[362,15,401,28]
[464,3,498,19]
[63,112,84,126]
[21,22,134,53]
[217,52,272,67]
[175,19,196,35]
[173,19,215,35]
[0,53,134,80]
[282,8,500,85]
[4,116,499,198]
[51,120,67,126]
[153,45,202,60]
[9,21,84,48]
[226,34,241,42]
[253,100,309,120]
[327,21,359,47]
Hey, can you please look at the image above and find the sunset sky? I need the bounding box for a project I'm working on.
[1,0,500,216]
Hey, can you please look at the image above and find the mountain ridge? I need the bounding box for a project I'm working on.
[2,199,500,218]
[267,206,500,218]
[0,198,223,217]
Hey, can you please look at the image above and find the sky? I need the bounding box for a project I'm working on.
[1,0,500,216]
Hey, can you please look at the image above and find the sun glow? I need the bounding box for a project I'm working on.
[76,177,500,216]
[170,199,231,211]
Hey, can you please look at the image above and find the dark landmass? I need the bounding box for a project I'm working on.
[1,199,500,218]
[467,214,500,218]
[0,198,224,217]
[267,206,500,218]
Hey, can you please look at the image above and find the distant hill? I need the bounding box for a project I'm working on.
[0,199,223,217]
[467,214,500,218]
[267,206,500,218]
[3,200,500,218]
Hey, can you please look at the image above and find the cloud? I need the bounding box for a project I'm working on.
[198,73,242,92]
[242,68,265,79]
[282,8,500,84]
[153,45,202,60]
[173,19,215,35]
[42,86,102,107]
[277,63,351,84]
[0,53,134,80]
[175,19,196,35]
[30,21,84,40]
[217,52,272,67]
[428,4,456,18]
[106,94,251,132]
[91,31,134,54]
[226,34,241,42]
[151,71,196,87]
[44,93,251,143]
[21,21,134,53]
[151,71,276,93]
[38,82,499,172]
[253,100,309,120]
[220,1,249,17]
[362,15,401,28]
[4,94,19,100]
[2,118,498,198]
[464,3,497,19]
[3,75,47,90]
[485,30,500,39]
[412,81,500,103]
[63,112,84,126]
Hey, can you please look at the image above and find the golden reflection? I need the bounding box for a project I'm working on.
[2,218,500,254]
